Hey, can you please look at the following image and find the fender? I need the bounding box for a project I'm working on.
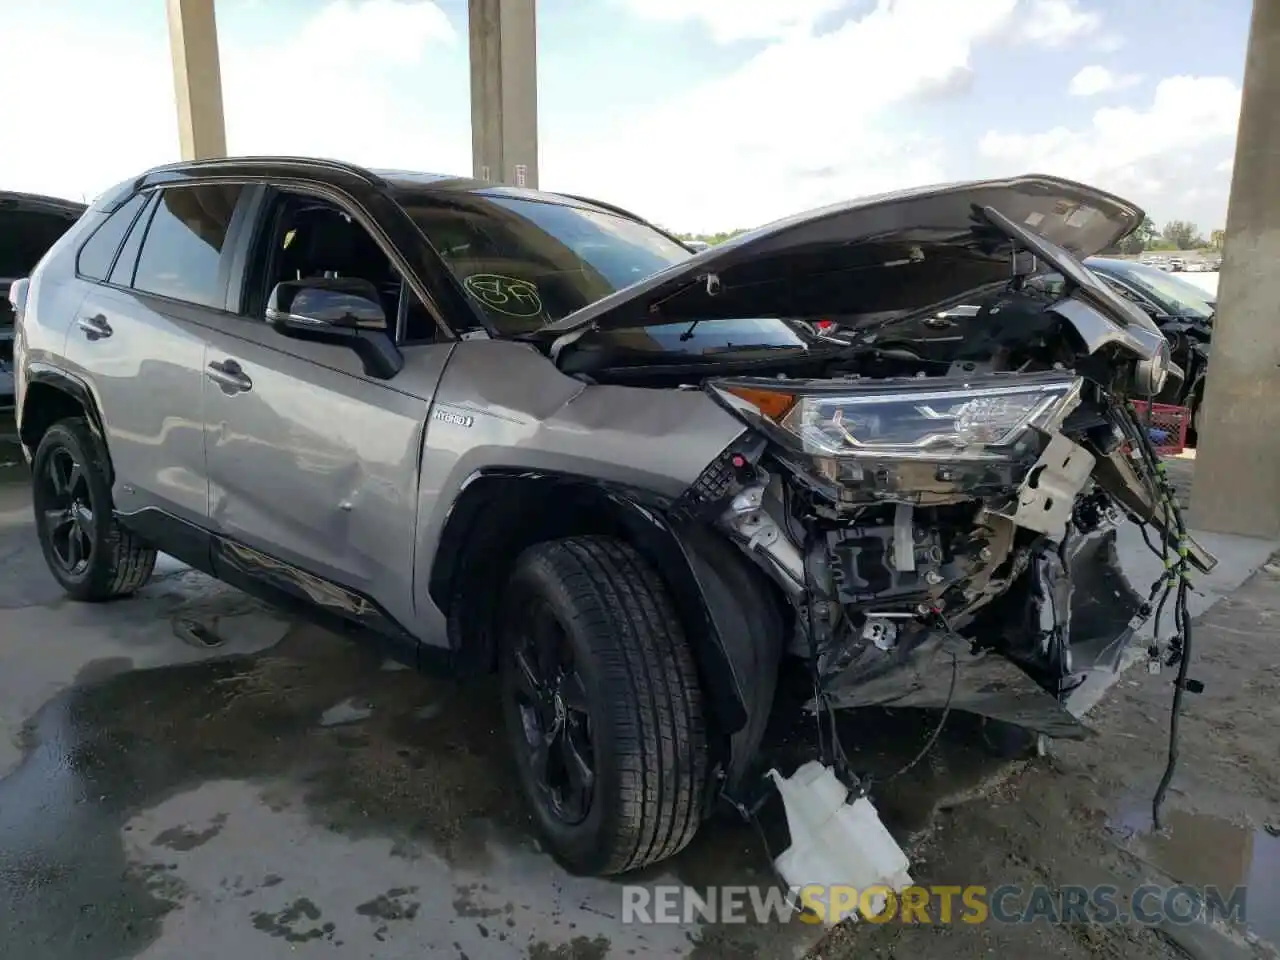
[430,469,785,788]
[18,362,107,456]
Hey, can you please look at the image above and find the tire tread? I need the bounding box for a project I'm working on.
[34,417,157,601]
[523,535,707,874]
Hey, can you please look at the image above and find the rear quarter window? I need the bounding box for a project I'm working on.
[76,194,148,281]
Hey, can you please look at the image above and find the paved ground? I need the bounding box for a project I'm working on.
[1,423,1277,959]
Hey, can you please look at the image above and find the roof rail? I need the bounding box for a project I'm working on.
[137,156,388,189]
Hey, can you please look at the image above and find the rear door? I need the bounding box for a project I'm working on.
[63,183,251,528]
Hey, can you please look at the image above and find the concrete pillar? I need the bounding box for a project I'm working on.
[469,0,539,188]
[1190,0,1280,536]
[166,0,227,161]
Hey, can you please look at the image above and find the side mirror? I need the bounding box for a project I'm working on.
[266,278,403,380]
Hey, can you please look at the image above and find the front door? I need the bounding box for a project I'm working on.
[200,190,449,636]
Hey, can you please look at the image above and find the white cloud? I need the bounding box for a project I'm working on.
[1068,65,1142,96]
[548,0,1117,228]
[1003,0,1100,47]
[285,0,454,64]
[220,1,466,170]
[547,0,1038,229]
[615,0,849,44]
[1215,158,1234,173]
[979,75,1241,226]
[1093,33,1126,53]
[0,1,465,202]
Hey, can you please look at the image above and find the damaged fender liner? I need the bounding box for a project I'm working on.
[815,628,1092,740]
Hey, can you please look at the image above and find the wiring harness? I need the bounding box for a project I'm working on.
[1120,399,1203,831]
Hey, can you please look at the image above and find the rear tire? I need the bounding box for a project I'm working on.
[499,535,708,876]
[31,417,157,601]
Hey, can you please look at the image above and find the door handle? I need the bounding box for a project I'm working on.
[76,314,113,340]
[206,359,253,393]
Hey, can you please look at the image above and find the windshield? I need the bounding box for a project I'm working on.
[401,193,693,333]
[400,192,806,349]
[1091,260,1215,320]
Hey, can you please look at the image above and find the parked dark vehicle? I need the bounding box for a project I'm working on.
[1054,258,1213,438]
[1,191,86,408]
[13,159,1213,876]
[1084,257,1213,435]
[841,257,1216,441]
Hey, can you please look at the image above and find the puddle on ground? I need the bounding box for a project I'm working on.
[1110,805,1280,947]
[0,624,527,959]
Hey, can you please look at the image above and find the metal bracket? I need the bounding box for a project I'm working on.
[998,434,1095,539]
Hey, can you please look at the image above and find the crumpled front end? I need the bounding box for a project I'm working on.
[676,356,1212,754]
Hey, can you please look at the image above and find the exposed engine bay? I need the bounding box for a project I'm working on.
[575,279,1212,827]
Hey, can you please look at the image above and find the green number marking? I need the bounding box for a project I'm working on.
[463,273,544,318]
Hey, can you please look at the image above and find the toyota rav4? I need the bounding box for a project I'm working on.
[11,158,1213,876]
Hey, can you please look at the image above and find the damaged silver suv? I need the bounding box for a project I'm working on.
[12,158,1214,877]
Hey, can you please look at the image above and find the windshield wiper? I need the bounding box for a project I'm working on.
[678,319,702,341]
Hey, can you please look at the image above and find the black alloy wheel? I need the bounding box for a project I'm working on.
[39,446,95,576]
[507,596,596,826]
[498,536,708,876]
[31,418,157,601]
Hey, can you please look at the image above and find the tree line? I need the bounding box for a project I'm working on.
[1110,217,1224,255]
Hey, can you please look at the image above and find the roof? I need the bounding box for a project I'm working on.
[135,156,556,201]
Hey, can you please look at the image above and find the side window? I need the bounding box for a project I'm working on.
[257,194,402,335]
[133,184,244,309]
[108,194,156,288]
[75,193,147,281]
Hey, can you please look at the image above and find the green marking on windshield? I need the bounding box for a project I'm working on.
[463,273,544,318]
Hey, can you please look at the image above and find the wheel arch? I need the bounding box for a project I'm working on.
[429,469,787,789]
[19,365,107,459]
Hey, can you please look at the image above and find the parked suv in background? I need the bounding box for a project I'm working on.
[1026,258,1214,440]
[1,191,85,407]
[13,158,1209,876]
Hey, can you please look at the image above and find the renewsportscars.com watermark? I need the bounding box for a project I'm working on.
[621,883,1250,927]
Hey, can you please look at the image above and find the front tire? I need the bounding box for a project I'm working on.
[499,535,709,876]
[31,417,157,601]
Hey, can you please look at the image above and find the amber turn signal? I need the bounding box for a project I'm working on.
[722,386,797,420]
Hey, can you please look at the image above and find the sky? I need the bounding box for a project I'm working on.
[0,0,1252,235]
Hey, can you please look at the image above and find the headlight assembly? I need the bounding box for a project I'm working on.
[709,373,1083,462]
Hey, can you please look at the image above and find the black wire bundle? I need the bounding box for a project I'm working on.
[1114,401,1196,830]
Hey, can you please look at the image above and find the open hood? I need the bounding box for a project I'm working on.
[540,175,1143,335]
[1,191,86,285]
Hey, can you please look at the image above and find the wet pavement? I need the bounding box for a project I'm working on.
[2,418,1278,959]
[0,427,1003,960]
[1111,807,1280,947]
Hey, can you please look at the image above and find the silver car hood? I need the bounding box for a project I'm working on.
[541,174,1144,334]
